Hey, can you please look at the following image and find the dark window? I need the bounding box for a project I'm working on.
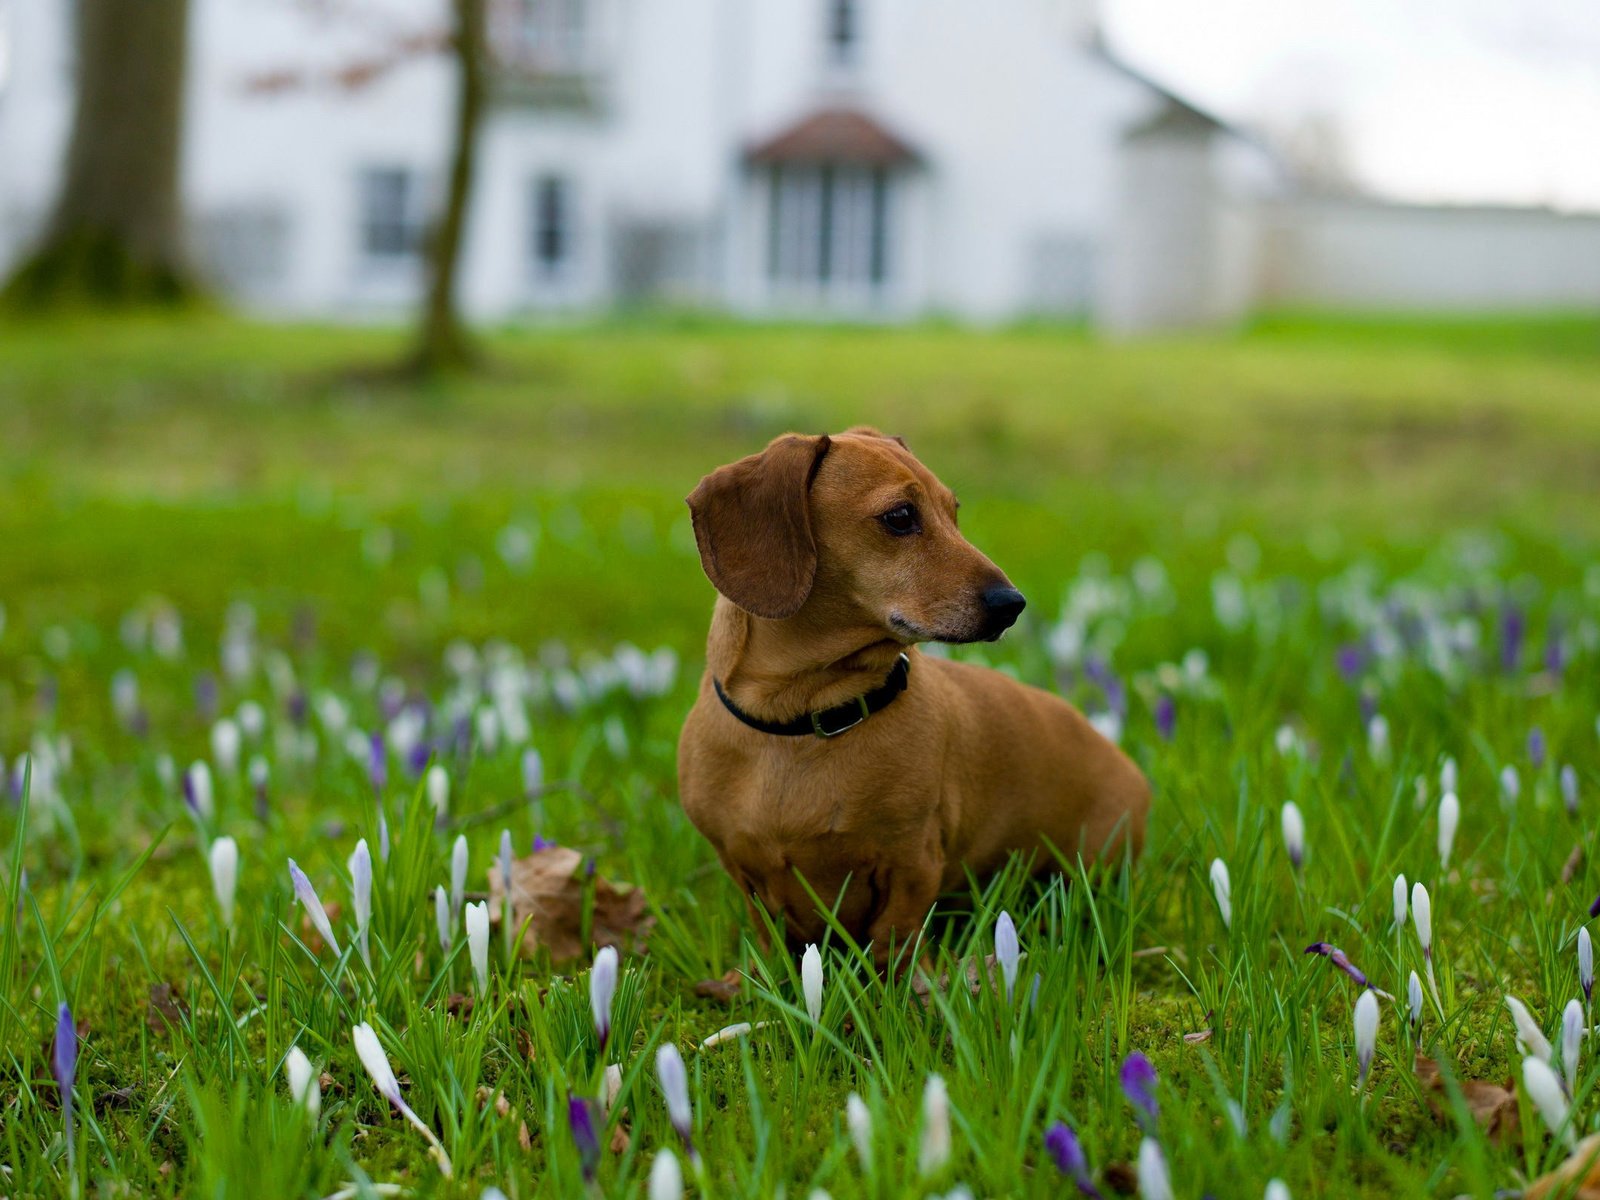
[826,0,858,65]
[359,167,422,262]
[531,174,572,273]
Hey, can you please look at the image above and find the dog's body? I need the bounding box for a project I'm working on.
[676,429,1149,955]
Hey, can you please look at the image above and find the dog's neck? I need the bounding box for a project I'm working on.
[707,598,912,723]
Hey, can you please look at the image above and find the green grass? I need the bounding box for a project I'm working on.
[1,313,1599,1198]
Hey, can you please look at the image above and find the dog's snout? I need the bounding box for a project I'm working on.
[981,585,1026,635]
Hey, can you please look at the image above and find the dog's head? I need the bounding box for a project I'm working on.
[687,428,1024,643]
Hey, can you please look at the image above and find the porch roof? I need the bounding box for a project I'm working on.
[744,107,922,168]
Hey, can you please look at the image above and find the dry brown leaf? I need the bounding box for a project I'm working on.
[1561,843,1584,885]
[694,969,744,1004]
[1526,1132,1600,1199]
[487,845,654,963]
[1103,1160,1138,1194]
[146,983,187,1031]
[1414,1053,1520,1144]
[609,1122,631,1155]
[911,953,1001,1006]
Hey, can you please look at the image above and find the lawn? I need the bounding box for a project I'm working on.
[1,313,1599,1198]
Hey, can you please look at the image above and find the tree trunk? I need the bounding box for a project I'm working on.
[407,0,487,375]
[3,0,197,308]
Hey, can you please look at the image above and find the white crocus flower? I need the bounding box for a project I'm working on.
[1562,999,1584,1087]
[352,1022,453,1175]
[465,901,490,993]
[994,912,1020,1000]
[801,943,824,1023]
[1408,971,1424,1033]
[285,1045,320,1118]
[450,835,468,920]
[1506,995,1553,1064]
[211,719,241,774]
[1411,883,1432,959]
[1523,1056,1576,1149]
[209,836,239,930]
[1580,927,1594,1004]
[1281,802,1305,870]
[1440,756,1458,795]
[655,1042,693,1150]
[919,1074,951,1178]
[1137,1136,1173,1200]
[648,1149,683,1200]
[591,945,619,1050]
[1393,874,1408,930]
[426,765,450,822]
[348,838,373,968]
[187,761,215,822]
[846,1092,873,1171]
[1437,793,1460,869]
[434,885,451,952]
[1354,989,1380,1088]
[1367,715,1390,763]
[287,859,341,956]
[1209,858,1232,929]
[1265,1181,1290,1200]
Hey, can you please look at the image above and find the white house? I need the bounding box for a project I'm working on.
[3,0,1596,329]
[0,0,1271,325]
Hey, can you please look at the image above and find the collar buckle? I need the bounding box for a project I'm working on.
[810,694,872,738]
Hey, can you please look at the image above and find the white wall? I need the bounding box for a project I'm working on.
[1259,197,1600,311]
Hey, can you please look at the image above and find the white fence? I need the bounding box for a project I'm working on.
[1257,197,1600,312]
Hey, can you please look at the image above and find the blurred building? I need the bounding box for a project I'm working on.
[2,0,1598,329]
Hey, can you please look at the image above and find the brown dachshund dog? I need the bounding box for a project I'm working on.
[676,428,1150,959]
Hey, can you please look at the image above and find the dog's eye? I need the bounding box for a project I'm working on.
[879,504,921,536]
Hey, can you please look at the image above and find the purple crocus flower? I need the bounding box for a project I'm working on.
[1500,605,1525,673]
[1118,1051,1158,1134]
[405,740,432,778]
[54,1002,77,1173]
[194,672,219,719]
[1590,891,1600,919]
[1545,628,1566,676]
[1528,727,1547,771]
[567,1095,601,1182]
[1305,942,1371,989]
[367,733,387,794]
[1153,694,1176,742]
[286,689,308,727]
[532,834,555,852]
[1358,692,1378,726]
[1335,643,1365,683]
[1044,1121,1102,1197]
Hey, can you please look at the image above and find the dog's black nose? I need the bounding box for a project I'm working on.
[981,585,1027,634]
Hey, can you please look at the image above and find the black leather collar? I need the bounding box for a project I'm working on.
[714,654,911,738]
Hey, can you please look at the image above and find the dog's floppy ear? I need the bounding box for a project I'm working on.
[687,434,832,619]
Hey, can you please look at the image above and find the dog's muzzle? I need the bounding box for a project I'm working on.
[980,586,1027,638]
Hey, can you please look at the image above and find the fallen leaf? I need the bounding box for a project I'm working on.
[1103,1160,1138,1194]
[1414,1053,1520,1144]
[911,954,1001,1006]
[694,969,743,1004]
[146,983,187,1031]
[1525,1132,1600,1199]
[609,1122,631,1155]
[1561,843,1584,885]
[94,1086,137,1113]
[487,845,653,963]
[444,993,475,1017]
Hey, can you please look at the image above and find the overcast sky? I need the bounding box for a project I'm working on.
[1104,0,1600,212]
